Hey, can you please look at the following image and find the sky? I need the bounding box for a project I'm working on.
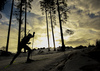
[0,0,100,53]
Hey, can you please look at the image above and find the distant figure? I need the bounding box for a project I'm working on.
[10,32,35,65]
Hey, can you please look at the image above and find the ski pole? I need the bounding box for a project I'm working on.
[31,34,35,59]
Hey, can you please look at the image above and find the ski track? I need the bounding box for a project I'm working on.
[0,51,71,71]
[1,49,99,71]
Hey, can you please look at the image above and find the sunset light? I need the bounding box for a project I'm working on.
[0,0,100,53]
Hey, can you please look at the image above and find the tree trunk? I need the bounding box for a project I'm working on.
[24,0,27,53]
[50,8,56,51]
[57,0,65,51]
[18,0,22,50]
[6,0,14,53]
[45,9,50,51]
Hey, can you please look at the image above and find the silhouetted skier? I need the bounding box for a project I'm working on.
[10,32,35,65]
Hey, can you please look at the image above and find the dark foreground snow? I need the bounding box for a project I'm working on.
[0,48,100,71]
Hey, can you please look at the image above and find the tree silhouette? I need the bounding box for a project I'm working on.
[49,8,56,51]
[40,0,68,51]
[0,0,7,11]
[40,0,51,51]
[56,0,67,51]
[0,0,7,19]
[14,0,33,51]
[24,0,27,52]
[15,0,33,52]
[6,0,14,53]
[49,1,56,51]
[18,0,23,50]
[45,0,56,51]
[40,0,57,51]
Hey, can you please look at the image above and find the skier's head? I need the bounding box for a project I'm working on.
[28,33,33,37]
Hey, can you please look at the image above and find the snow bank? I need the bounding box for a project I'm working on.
[62,50,99,71]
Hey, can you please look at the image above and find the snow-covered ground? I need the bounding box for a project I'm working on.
[0,48,100,71]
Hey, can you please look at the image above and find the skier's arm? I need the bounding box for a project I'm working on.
[31,32,35,38]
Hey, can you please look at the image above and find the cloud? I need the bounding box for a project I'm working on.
[68,0,100,14]
[66,39,88,47]
[0,13,9,25]
[0,0,100,52]
[0,24,18,52]
[66,0,100,32]
[64,28,100,47]
[31,0,43,16]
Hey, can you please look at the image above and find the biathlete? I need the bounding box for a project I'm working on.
[10,32,35,65]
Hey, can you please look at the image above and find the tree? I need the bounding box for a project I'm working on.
[40,0,57,51]
[40,0,68,51]
[23,0,27,52]
[40,0,51,51]
[18,0,23,50]
[0,0,7,19]
[45,10,50,51]
[6,0,14,53]
[49,7,56,51]
[56,0,65,51]
[0,0,7,11]
[14,0,33,51]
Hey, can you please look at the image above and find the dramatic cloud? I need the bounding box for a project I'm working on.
[0,0,100,52]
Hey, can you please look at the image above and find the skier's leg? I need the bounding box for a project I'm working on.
[24,45,32,61]
[10,48,21,65]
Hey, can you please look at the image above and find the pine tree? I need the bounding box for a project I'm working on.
[6,0,14,53]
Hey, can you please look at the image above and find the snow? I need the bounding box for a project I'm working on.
[62,50,99,71]
[0,48,100,71]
